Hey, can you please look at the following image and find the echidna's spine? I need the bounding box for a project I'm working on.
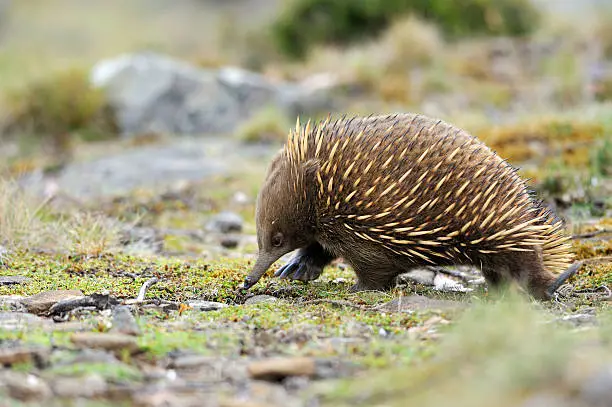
[283,113,574,277]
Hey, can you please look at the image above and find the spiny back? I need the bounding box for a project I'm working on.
[285,113,573,273]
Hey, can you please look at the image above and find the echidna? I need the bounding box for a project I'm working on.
[243,113,579,300]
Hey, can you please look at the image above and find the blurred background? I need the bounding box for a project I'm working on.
[0,0,611,240]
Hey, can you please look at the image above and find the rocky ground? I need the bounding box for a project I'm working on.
[0,2,611,406]
[0,132,610,407]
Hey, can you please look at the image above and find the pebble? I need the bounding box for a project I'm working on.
[579,365,612,407]
[0,311,53,331]
[220,236,240,249]
[1,372,52,401]
[375,295,466,313]
[398,269,435,286]
[53,348,120,366]
[187,301,229,312]
[0,295,26,311]
[51,374,108,398]
[433,274,472,293]
[110,305,141,336]
[0,276,29,285]
[20,290,85,314]
[247,357,316,381]
[244,295,279,306]
[70,332,140,354]
[521,393,574,407]
[0,347,49,367]
[206,211,244,233]
[220,399,269,407]
[168,355,217,370]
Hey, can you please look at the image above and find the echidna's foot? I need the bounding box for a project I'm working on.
[545,260,584,299]
[274,242,334,282]
[275,256,323,282]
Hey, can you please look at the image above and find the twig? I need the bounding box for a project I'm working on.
[571,229,612,239]
[573,285,612,300]
[300,298,372,311]
[580,256,612,265]
[133,277,159,303]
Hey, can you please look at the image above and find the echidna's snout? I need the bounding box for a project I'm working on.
[243,250,284,289]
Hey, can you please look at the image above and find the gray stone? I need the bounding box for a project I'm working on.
[110,305,141,336]
[579,365,612,407]
[70,332,140,354]
[206,211,243,233]
[187,300,229,312]
[1,372,52,401]
[51,374,107,398]
[0,346,49,367]
[0,295,25,311]
[375,295,467,313]
[397,269,436,286]
[220,236,240,249]
[0,311,53,331]
[433,274,472,293]
[20,290,84,315]
[244,295,279,306]
[89,52,339,137]
[0,276,29,285]
[247,357,316,381]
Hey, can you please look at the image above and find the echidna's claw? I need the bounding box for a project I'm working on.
[274,253,323,282]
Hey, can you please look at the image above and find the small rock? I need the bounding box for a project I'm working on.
[0,295,25,310]
[0,276,29,285]
[375,295,467,313]
[70,332,140,354]
[220,399,269,407]
[398,269,435,286]
[0,347,49,367]
[556,313,598,328]
[53,348,120,367]
[51,374,107,398]
[207,211,243,234]
[110,306,141,336]
[46,321,90,332]
[244,295,279,306]
[220,236,240,249]
[187,301,229,312]
[231,191,250,205]
[48,292,119,315]
[521,393,574,407]
[433,274,472,293]
[0,312,53,331]
[168,355,216,370]
[20,290,84,314]
[2,372,52,401]
[579,365,612,407]
[247,357,316,381]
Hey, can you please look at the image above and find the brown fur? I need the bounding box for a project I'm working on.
[244,113,576,300]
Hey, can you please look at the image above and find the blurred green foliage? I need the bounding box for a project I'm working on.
[271,0,540,60]
[4,68,118,141]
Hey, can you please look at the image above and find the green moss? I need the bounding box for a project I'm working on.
[316,294,612,407]
[235,105,292,144]
[3,67,118,143]
[46,362,142,382]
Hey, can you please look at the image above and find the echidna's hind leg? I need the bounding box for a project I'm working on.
[480,264,513,297]
[275,241,336,282]
[505,250,557,300]
[348,260,400,292]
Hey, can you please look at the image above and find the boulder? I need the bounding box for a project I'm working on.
[90,52,337,137]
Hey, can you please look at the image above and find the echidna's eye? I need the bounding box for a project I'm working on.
[271,232,284,247]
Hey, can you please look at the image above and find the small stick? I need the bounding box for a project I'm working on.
[571,229,612,239]
[135,277,159,302]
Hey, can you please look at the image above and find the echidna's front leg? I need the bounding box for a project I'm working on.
[275,242,335,282]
